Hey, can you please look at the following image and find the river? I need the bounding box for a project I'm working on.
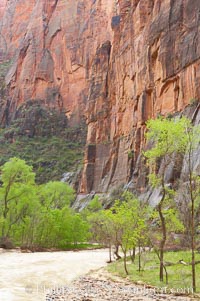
[0,248,109,301]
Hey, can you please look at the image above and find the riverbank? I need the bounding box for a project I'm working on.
[0,243,103,254]
[46,268,196,301]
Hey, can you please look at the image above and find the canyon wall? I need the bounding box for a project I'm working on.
[0,0,200,193]
[0,0,114,124]
[81,0,200,193]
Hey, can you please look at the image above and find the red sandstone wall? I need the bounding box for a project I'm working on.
[1,0,200,193]
[81,0,200,193]
[0,0,114,123]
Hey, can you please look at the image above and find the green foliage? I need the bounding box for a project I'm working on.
[0,101,86,183]
[0,130,85,184]
[107,250,200,292]
[144,116,200,288]
[87,210,110,245]
[38,181,74,209]
[0,158,89,249]
[128,150,134,159]
[1,157,35,184]
[145,116,189,166]
[67,213,90,246]
[87,196,102,212]
[0,158,37,237]
[87,192,149,273]
[144,117,191,282]
[105,192,147,252]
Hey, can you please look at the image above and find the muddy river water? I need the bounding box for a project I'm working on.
[0,249,108,301]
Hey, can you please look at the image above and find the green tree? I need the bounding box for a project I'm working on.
[0,157,35,238]
[81,196,103,220]
[144,117,188,282]
[0,157,87,250]
[178,121,200,292]
[105,192,148,274]
[88,210,113,262]
[88,192,148,273]
[87,196,102,212]
[34,182,75,248]
[38,181,74,209]
[67,213,90,246]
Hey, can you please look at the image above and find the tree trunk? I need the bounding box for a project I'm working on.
[108,242,112,263]
[158,198,166,282]
[114,244,121,260]
[189,152,196,293]
[123,251,129,275]
[159,247,164,282]
[130,247,136,263]
[138,242,141,271]
[191,198,196,292]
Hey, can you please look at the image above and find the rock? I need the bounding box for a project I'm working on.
[46,273,193,301]
[80,0,200,193]
[1,0,200,194]
[0,0,113,126]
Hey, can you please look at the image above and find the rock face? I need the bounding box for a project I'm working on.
[0,0,113,124]
[81,0,200,193]
[1,0,200,193]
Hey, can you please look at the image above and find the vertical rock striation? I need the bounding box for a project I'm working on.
[81,0,200,193]
[0,0,200,193]
[0,0,114,124]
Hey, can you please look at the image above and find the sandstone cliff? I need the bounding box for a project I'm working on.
[0,0,200,193]
[0,0,113,124]
[81,0,200,193]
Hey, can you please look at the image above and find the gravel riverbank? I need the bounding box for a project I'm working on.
[46,268,196,301]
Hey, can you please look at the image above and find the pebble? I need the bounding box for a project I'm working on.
[46,275,195,301]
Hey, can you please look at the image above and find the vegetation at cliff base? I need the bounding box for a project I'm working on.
[1,114,200,294]
[0,100,86,183]
[0,134,84,184]
[0,157,89,249]
[86,116,200,294]
[144,116,200,292]
[86,188,200,293]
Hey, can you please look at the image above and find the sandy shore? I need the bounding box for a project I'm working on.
[45,268,196,301]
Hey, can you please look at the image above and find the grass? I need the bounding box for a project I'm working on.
[107,250,200,294]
